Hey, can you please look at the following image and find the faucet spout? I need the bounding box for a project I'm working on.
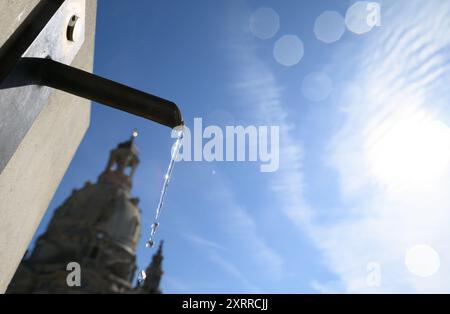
[15,57,183,129]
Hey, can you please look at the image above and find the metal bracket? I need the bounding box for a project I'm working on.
[0,0,183,176]
[0,0,85,174]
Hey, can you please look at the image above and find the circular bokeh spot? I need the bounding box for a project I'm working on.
[249,8,280,40]
[405,245,440,278]
[273,35,304,67]
[345,1,378,35]
[314,11,346,43]
[301,72,333,102]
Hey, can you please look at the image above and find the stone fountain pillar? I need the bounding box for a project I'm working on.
[0,0,97,293]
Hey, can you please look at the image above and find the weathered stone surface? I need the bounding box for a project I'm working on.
[0,0,97,293]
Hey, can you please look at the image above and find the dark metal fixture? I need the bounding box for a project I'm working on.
[3,57,183,129]
[0,0,183,174]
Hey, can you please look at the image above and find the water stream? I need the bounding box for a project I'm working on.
[138,127,184,285]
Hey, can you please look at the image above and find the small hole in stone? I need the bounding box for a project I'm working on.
[66,15,79,42]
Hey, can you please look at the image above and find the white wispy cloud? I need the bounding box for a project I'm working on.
[203,180,284,282]
[232,49,312,227]
[184,232,262,293]
[207,250,262,293]
[232,0,450,293]
[311,0,450,292]
[181,171,284,292]
[185,233,228,252]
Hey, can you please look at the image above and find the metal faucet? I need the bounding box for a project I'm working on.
[0,0,183,129]
[0,0,183,174]
[3,57,183,129]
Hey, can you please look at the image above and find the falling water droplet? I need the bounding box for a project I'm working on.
[137,270,147,284]
[151,222,159,236]
[145,126,184,249]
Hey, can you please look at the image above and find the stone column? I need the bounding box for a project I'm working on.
[0,0,97,293]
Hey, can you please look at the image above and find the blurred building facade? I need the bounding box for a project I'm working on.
[7,134,163,293]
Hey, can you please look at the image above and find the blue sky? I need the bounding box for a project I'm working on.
[30,0,450,293]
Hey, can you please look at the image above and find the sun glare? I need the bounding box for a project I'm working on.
[365,109,450,188]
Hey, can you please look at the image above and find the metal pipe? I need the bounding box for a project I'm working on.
[17,57,183,129]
